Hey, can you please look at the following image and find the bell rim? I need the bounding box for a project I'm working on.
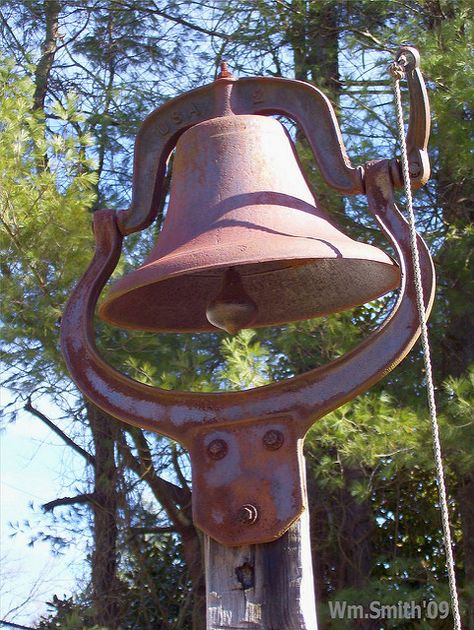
[102,230,397,289]
[99,253,400,333]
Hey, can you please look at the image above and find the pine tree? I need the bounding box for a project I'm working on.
[1,1,472,627]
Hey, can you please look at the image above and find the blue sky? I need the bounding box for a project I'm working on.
[1,390,87,626]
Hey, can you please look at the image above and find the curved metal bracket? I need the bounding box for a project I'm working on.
[61,160,435,545]
[117,50,430,237]
[389,46,431,189]
[117,75,365,235]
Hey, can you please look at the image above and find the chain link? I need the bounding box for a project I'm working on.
[391,63,463,630]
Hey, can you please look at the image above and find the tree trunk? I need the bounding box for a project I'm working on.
[340,468,373,591]
[287,5,377,622]
[182,527,206,630]
[308,464,375,629]
[88,403,121,628]
[33,0,61,112]
[118,428,206,628]
[438,159,473,629]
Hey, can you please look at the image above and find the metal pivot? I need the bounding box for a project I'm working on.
[389,45,431,188]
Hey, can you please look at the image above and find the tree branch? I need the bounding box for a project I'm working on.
[171,443,191,494]
[117,430,192,532]
[0,10,29,64]
[129,526,177,536]
[25,398,95,466]
[132,429,190,507]
[42,492,95,512]
[346,28,387,50]
[0,213,49,296]
[0,621,36,630]
[110,0,233,40]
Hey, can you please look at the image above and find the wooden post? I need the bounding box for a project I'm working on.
[205,495,317,629]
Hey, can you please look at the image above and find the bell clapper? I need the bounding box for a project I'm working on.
[206,268,258,335]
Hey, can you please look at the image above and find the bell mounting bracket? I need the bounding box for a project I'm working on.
[61,53,433,546]
[116,44,430,236]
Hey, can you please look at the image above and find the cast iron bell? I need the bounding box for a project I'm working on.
[99,114,399,333]
[61,55,433,550]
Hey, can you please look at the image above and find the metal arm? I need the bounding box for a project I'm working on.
[389,46,431,188]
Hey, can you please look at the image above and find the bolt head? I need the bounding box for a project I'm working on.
[207,439,228,460]
[263,429,284,450]
[409,162,421,178]
[237,504,258,525]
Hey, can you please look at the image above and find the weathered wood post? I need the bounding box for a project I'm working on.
[61,53,432,630]
[205,480,317,628]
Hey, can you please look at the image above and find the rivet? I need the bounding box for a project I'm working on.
[237,504,258,525]
[207,438,228,460]
[263,429,284,450]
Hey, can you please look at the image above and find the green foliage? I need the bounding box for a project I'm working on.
[400,2,473,184]
[37,594,96,629]
[216,329,271,389]
[118,533,193,629]
[438,367,474,474]
[0,58,97,396]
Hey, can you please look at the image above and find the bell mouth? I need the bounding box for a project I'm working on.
[99,246,400,333]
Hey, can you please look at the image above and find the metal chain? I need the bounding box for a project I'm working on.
[390,59,462,630]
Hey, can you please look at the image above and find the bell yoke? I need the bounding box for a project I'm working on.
[61,50,434,546]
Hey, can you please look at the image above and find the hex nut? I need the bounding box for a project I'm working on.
[238,504,258,525]
[207,438,228,460]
